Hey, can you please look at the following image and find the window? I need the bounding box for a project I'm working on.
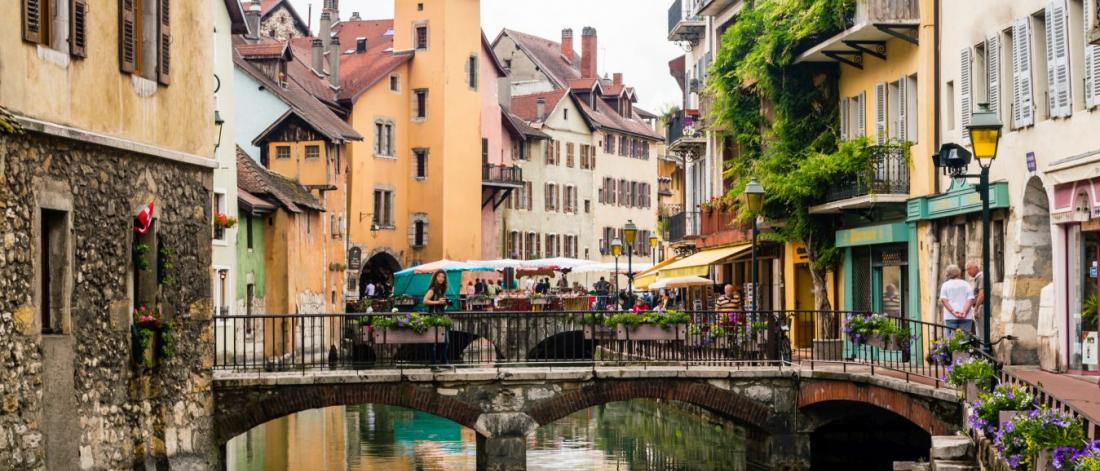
[563,108,569,120]
[906,75,919,143]
[544,139,553,163]
[887,80,901,141]
[414,149,427,179]
[566,143,575,167]
[415,25,428,50]
[118,0,170,83]
[305,145,320,160]
[509,231,521,258]
[374,120,395,156]
[467,54,478,89]
[414,89,428,120]
[213,191,227,241]
[545,183,558,211]
[607,134,616,154]
[276,145,291,159]
[579,144,589,169]
[619,135,627,156]
[584,199,590,213]
[22,0,87,58]
[39,208,71,334]
[389,74,400,91]
[372,189,393,227]
[246,214,254,250]
[1082,0,1100,109]
[1033,11,1052,121]
[413,220,426,247]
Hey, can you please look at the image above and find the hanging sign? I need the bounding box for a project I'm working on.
[1026,152,1037,173]
[348,247,362,271]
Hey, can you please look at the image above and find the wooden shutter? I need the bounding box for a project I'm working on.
[855,91,866,137]
[157,0,172,84]
[1014,17,1035,128]
[839,97,850,141]
[70,0,88,57]
[1047,0,1071,118]
[119,0,137,73]
[1086,0,1100,108]
[987,34,1001,117]
[960,47,972,144]
[897,76,908,143]
[874,83,887,144]
[23,0,43,43]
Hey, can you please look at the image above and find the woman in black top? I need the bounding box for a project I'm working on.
[424,270,449,313]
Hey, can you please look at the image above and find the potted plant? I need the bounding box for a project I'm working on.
[927,331,973,366]
[968,383,1036,437]
[1051,440,1100,471]
[995,408,1085,471]
[945,357,997,402]
[369,313,451,344]
[580,313,615,340]
[846,314,907,350]
[131,306,174,370]
[213,212,238,230]
[606,310,690,341]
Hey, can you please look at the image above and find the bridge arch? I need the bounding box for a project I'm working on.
[213,383,482,446]
[798,380,958,436]
[526,379,774,431]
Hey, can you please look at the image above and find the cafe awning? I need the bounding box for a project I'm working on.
[658,244,752,278]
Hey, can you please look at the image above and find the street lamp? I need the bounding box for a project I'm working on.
[969,104,1003,354]
[623,220,638,296]
[742,178,765,317]
[649,234,659,265]
[611,238,623,295]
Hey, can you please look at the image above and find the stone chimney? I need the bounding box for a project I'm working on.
[350,11,361,21]
[561,28,574,63]
[613,73,622,87]
[311,38,324,73]
[319,11,332,50]
[325,0,339,21]
[244,0,261,41]
[328,36,341,88]
[536,98,546,121]
[581,27,597,79]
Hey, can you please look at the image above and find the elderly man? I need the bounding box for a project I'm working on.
[940,264,975,334]
[965,260,985,340]
[716,284,742,325]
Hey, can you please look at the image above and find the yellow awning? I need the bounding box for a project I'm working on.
[658,244,752,278]
[634,256,680,279]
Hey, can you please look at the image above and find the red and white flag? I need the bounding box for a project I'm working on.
[134,201,155,235]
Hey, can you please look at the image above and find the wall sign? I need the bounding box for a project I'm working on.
[348,247,362,271]
[1026,152,1037,173]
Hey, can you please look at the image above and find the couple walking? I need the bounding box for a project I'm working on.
[939,261,986,337]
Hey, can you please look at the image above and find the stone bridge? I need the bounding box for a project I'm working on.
[213,365,962,470]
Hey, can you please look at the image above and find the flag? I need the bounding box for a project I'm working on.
[134,201,155,235]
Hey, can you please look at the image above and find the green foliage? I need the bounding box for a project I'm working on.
[1083,293,1097,331]
[946,357,997,389]
[605,310,690,328]
[159,320,176,360]
[157,243,176,287]
[969,384,1036,435]
[364,313,452,334]
[0,106,22,135]
[996,408,1085,470]
[133,243,151,272]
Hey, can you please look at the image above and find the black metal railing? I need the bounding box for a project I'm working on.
[668,0,685,35]
[999,369,1100,441]
[666,110,686,145]
[214,310,954,385]
[482,163,523,186]
[823,145,910,203]
[662,211,687,242]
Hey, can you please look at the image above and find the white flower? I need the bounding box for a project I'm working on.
[391,308,399,313]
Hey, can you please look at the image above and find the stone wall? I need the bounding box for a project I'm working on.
[0,131,215,469]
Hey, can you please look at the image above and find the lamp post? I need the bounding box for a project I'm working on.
[742,178,765,317]
[623,220,638,295]
[967,104,1003,355]
[649,234,659,265]
[611,238,623,295]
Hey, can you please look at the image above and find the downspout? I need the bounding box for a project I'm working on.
[933,0,941,195]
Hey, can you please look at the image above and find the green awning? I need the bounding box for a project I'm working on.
[907,180,1010,222]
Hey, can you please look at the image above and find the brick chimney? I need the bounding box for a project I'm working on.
[613,73,622,87]
[561,28,574,63]
[581,27,597,79]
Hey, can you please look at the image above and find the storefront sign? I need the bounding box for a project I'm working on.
[1084,332,1098,366]
[348,247,362,271]
[1026,152,1037,172]
[907,181,1010,222]
[835,223,909,248]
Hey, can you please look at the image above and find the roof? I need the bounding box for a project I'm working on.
[327,19,414,102]
[236,41,289,60]
[502,109,550,140]
[669,55,686,92]
[510,89,568,123]
[496,29,582,88]
[236,146,324,213]
[223,0,249,35]
[482,31,508,78]
[634,106,657,120]
[258,0,310,36]
[566,77,598,90]
[238,189,277,214]
[575,98,661,140]
[233,42,361,143]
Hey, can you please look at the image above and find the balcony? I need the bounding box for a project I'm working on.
[661,211,687,243]
[694,0,742,17]
[658,177,674,196]
[668,0,705,43]
[666,110,705,158]
[482,164,523,209]
[809,146,910,214]
[690,206,751,248]
[795,0,920,68]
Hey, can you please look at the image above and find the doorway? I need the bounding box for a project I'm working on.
[794,263,816,348]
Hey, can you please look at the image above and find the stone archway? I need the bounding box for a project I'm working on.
[1004,176,1053,365]
[360,250,402,297]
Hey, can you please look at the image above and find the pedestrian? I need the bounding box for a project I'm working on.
[716,284,742,326]
[465,281,475,297]
[486,278,497,297]
[656,290,670,311]
[939,264,975,335]
[595,277,610,310]
[966,259,985,341]
[422,270,450,369]
[364,281,376,299]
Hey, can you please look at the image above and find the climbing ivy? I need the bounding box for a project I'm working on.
[709,0,869,310]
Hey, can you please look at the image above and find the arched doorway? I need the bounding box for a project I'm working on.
[360,251,402,298]
[1008,176,1052,365]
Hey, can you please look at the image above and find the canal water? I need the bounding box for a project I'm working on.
[226,399,766,470]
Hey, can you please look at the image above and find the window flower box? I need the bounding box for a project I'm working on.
[616,324,687,341]
[373,326,446,344]
[583,325,616,340]
[362,313,451,344]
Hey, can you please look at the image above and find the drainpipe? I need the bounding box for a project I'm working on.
[933,0,941,195]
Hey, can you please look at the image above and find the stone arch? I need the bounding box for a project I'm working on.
[525,330,593,361]
[1005,175,1053,365]
[213,383,482,446]
[360,250,402,296]
[526,380,773,431]
[798,380,957,436]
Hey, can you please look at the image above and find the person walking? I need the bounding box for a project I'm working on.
[716,284,742,326]
[939,264,975,335]
[965,260,986,341]
[595,277,610,310]
[423,270,450,369]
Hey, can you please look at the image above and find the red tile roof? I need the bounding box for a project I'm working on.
[502,109,550,139]
[326,20,413,102]
[236,42,288,59]
[566,77,598,90]
[497,29,582,88]
[576,99,661,140]
[510,89,568,123]
[236,146,324,213]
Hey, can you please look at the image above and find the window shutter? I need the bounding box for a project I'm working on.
[23,0,43,43]
[119,0,137,73]
[157,0,172,85]
[987,34,1001,118]
[70,0,88,57]
[960,47,972,144]
[1048,0,1072,118]
[839,97,850,141]
[855,91,866,137]
[874,83,887,144]
[1014,17,1035,128]
[1086,0,1100,109]
[897,76,908,143]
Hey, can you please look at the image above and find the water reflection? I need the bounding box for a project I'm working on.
[228,399,763,470]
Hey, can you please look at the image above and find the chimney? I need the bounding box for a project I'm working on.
[350,11,361,21]
[244,0,261,41]
[311,38,324,73]
[355,37,366,53]
[536,98,546,121]
[326,0,339,21]
[581,27,597,79]
[561,28,574,63]
[319,11,332,51]
[328,36,341,88]
[613,73,622,86]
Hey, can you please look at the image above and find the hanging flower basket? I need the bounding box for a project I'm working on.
[213,212,238,230]
[130,306,175,370]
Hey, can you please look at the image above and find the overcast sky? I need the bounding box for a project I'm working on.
[285,0,684,113]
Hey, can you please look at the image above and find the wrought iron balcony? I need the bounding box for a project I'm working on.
[811,145,910,214]
[482,164,524,188]
[795,0,921,67]
[661,211,687,243]
[668,0,705,42]
[666,110,705,156]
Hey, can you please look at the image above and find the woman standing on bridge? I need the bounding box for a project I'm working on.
[423,270,450,369]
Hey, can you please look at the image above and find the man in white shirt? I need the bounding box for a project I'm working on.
[939,264,975,335]
[365,282,376,299]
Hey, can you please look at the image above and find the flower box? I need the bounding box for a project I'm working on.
[965,381,981,403]
[358,325,372,343]
[373,326,446,344]
[865,334,899,350]
[615,324,687,341]
[952,351,972,365]
[583,325,616,340]
[998,410,1024,428]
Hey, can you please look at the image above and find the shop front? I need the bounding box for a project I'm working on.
[1052,176,1100,373]
[837,223,918,321]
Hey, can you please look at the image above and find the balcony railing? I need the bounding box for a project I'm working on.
[482,163,523,187]
[822,146,909,203]
[662,211,687,243]
[665,110,704,153]
[660,203,684,217]
[668,0,705,41]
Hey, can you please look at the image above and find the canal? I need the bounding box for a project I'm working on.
[226,399,768,470]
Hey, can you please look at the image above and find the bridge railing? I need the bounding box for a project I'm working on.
[213,311,953,384]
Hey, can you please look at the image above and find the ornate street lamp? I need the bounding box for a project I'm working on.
[623,221,638,296]
[969,104,1003,354]
[649,234,659,265]
[611,238,623,296]
[742,178,765,317]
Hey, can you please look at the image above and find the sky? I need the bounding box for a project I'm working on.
[284,0,685,113]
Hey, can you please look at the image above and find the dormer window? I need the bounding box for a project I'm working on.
[278,60,288,88]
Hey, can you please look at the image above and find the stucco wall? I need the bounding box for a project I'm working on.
[233,68,292,160]
[593,129,660,263]
[213,0,240,316]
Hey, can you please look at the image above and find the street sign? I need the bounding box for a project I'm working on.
[1026,152,1037,172]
